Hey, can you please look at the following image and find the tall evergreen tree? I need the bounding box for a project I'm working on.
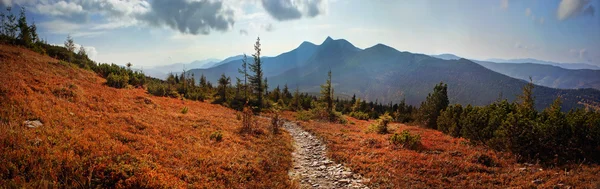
[283,84,292,102]
[238,54,249,101]
[2,7,19,39]
[264,77,269,96]
[249,37,264,111]
[17,7,32,47]
[320,70,334,114]
[215,73,230,104]
[64,34,75,52]
[272,85,281,101]
[418,82,449,129]
[200,74,207,88]
[292,86,301,110]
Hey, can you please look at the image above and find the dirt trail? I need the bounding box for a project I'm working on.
[284,121,369,189]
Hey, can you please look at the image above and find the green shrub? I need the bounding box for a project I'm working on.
[147,82,169,96]
[349,111,370,120]
[333,111,348,124]
[106,72,129,88]
[368,113,392,134]
[390,130,421,150]
[296,110,313,121]
[209,131,223,142]
[181,107,188,114]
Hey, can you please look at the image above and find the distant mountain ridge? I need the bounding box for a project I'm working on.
[485,58,600,70]
[432,54,462,60]
[474,60,600,90]
[190,37,600,110]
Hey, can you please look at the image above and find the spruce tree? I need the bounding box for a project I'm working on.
[238,54,249,101]
[283,84,292,102]
[272,85,281,101]
[320,70,334,118]
[64,34,75,52]
[249,37,264,111]
[418,82,449,129]
[17,7,32,47]
[215,73,230,104]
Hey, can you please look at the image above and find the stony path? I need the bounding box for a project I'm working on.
[283,121,369,189]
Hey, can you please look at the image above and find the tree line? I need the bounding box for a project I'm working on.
[419,81,600,165]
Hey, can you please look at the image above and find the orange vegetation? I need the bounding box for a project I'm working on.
[0,45,293,188]
[282,112,600,188]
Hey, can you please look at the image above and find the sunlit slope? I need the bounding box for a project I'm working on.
[0,45,293,188]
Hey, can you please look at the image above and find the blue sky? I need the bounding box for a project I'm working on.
[1,0,599,68]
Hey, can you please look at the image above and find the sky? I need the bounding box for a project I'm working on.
[1,0,599,68]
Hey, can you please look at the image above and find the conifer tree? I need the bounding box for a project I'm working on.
[418,82,448,128]
[238,54,249,101]
[64,34,75,52]
[215,73,230,104]
[249,37,264,111]
[320,70,334,119]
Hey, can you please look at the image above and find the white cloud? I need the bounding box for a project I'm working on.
[500,0,509,10]
[75,44,98,60]
[557,0,594,20]
[525,8,531,16]
[35,1,83,16]
[39,19,104,37]
[5,0,327,35]
[539,17,545,24]
[261,0,327,21]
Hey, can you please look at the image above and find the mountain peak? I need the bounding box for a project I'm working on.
[299,41,316,48]
[323,36,333,43]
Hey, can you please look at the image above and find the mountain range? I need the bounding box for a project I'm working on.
[485,58,600,70]
[185,37,600,111]
[431,54,600,91]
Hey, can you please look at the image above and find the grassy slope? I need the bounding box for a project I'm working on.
[0,45,293,188]
[282,112,600,188]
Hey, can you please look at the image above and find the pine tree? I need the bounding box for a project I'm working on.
[321,70,334,114]
[64,34,75,52]
[16,7,32,47]
[2,7,18,39]
[272,85,281,101]
[215,73,230,104]
[77,46,87,58]
[200,74,207,88]
[283,84,292,102]
[292,86,301,110]
[418,82,449,129]
[517,77,536,119]
[264,77,269,96]
[249,37,264,111]
[238,54,249,101]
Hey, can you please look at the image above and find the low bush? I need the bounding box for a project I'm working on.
[349,111,370,120]
[390,130,421,150]
[147,82,169,96]
[106,72,129,88]
[295,110,313,121]
[181,107,188,114]
[368,113,392,134]
[210,131,223,142]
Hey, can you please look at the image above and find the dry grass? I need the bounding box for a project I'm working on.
[282,112,600,188]
[0,45,294,188]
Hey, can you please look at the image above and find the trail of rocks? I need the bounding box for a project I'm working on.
[284,121,369,189]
